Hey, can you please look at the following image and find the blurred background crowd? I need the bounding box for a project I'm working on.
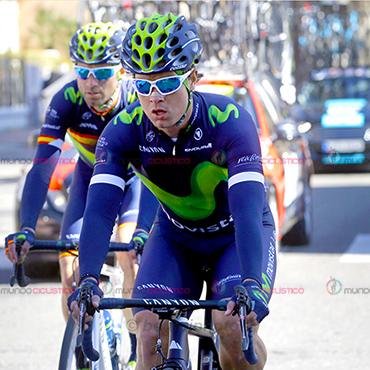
[1,0,369,129]
[1,0,370,248]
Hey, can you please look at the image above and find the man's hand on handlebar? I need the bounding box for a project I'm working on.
[127,229,149,264]
[225,279,269,327]
[5,229,35,264]
[68,277,103,329]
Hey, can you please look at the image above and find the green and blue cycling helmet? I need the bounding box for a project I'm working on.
[120,13,203,74]
[70,21,124,65]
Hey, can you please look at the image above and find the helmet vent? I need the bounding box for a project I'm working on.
[133,49,140,61]
[191,41,199,52]
[147,22,158,34]
[157,33,167,46]
[139,21,147,31]
[185,30,196,39]
[143,53,151,69]
[144,37,153,50]
[163,19,172,29]
[94,27,101,35]
[167,37,179,47]
[86,49,93,61]
[129,27,136,36]
[109,38,118,46]
[156,48,165,59]
[168,24,181,34]
[89,37,96,47]
[97,46,104,55]
[156,60,166,69]
[134,35,142,47]
[170,47,182,58]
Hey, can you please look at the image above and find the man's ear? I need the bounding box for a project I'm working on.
[189,69,198,91]
[117,67,125,81]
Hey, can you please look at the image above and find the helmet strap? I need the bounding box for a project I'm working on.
[174,91,193,127]
[168,70,193,128]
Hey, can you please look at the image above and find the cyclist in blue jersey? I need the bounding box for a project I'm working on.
[4,21,145,370]
[69,14,277,369]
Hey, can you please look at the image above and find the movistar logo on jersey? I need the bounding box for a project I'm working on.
[209,103,239,127]
[114,105,144,125]
[135,161,228,220]
[64,87,83,105]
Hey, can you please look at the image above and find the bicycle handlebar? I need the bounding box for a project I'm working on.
[9,240,131,287]
[99,297,229,310]
[81,296,258,365]
[30,240,131,252]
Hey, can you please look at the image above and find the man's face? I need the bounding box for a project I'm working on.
[75,62,120,109]
[134,70,197,134]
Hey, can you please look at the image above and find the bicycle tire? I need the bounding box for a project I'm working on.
[58,316,79,370]
[110,309,132,368]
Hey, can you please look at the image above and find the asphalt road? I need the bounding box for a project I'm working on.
[0,132,370,369]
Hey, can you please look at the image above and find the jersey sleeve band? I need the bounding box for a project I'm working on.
[90,174,126,191]
[228,172,265,189]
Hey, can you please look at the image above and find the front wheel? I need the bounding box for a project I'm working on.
[58,316,80,370]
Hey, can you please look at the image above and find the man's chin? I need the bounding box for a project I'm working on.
[85,98,104,108]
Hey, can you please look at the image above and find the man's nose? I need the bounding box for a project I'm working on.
[149,88,164,101]
[86,74,99,86]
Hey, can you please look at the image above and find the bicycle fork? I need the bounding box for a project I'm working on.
[155,316,191,370]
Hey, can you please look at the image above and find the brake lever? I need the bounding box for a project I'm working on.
[9,241,30,287]
[135,244,143,265]
[234,285,259,365]
[234,285,252,351]
[76,293,87,347]
[9,261,18,287]
[76,282,98,347]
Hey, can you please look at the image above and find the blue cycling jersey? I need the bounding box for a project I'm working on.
[20,79,137,231]
[79,91,276,287]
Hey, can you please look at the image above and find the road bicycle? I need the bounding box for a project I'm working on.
[10,239,136,370]
[77,274,259,369]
